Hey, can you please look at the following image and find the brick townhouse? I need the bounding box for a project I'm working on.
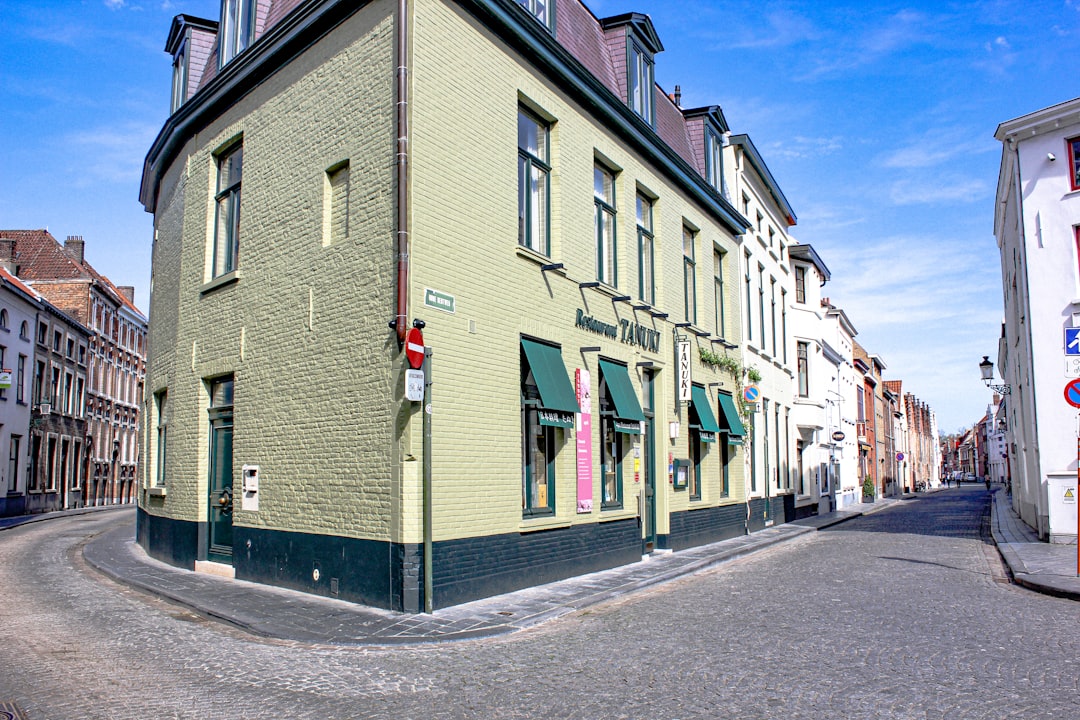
[135,0,802,612]
[0,230,147,506]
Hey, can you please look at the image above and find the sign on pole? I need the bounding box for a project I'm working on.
[743,384,760,404]
[405,327,425,369]
[1066,328,1080,355]
[1065,378,1080,408]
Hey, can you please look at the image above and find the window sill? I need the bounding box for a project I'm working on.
[147,486,167,498]
[519,515,570,533]
[200,270,242,295]
[515,245,558,269]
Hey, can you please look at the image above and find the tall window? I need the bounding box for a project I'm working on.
[518,108,550,254]
[16,354,25,404]
[795,265,807,304]
[0,346,6,400]
[683,226,696,324]
[781,290,788,363]
[171,37,189,113]
[595,164,617,285]
[7,435,19,494]
[713,250,725,337]
[757,265,765,350]
[719,433,730,497]
[1069,137,1080,191]
[794,343,812,397]
[705,130,723,192]
[521,341,573,516]
[636,193,655,304]
[770,277,777,356]
[155,390,168,487]
[629,43,654,123]
[688,425,702,501]
[213,142,243,278]
[220,0,255,67]
[744,251,753,342]
[516,0,550,28]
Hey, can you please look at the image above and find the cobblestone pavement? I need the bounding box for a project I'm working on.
[1,487,1078,719]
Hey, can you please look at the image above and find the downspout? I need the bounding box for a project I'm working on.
[392,0,410,344]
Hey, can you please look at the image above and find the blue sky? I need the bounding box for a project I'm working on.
[2,0,1077,433]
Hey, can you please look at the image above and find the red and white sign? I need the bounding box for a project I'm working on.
[405,327,425,369]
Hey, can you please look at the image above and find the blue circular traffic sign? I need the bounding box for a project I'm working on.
[1065,378,1080,408]
[743,385,760,403]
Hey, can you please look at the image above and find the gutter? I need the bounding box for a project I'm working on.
[392,0,409,344]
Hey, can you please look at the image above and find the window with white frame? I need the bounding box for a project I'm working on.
[171,35,189,113]
[219,0,255,67]
[629,42,654,124]
[155,390,168,487]
[797,341,809,397]
[683,226,697,324]
[636,193,655,305]
[595,163,617,285]
[212,141,243,278]
[516,0,551,29]
[713,249,725,337]
[518,108,550,254]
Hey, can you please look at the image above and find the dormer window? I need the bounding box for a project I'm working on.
[705,129,723,192]
[517,0,551,29]
[629,42,654,123]
[170,37,188,113]
[601,14,663,127]
[220,0,255,67]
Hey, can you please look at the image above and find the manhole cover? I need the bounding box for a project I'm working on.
[0,701,29,720]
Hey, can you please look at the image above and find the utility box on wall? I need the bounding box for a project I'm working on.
[1046,474,1077,544]
[241,465,259,513]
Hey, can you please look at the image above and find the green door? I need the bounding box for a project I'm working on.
[207,378,234,563]
[642,369,656,552]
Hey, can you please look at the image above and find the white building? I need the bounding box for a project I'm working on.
[787,243,836,515]
[994,96,1080,542]
[0,269,38,518]
[726,134,798,525]
[823,302,860,509]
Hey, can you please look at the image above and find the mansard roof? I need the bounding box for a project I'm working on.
[143,0,749,235]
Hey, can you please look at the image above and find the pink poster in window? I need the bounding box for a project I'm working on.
[576,368,593,513]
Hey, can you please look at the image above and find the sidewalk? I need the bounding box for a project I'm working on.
[988,485,1080,600]
[75,498,895,646]
[11,488,1076,646]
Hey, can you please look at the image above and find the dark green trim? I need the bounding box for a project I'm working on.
[717,392,746,437]
[521,337,580,414]
[598,359,645,422]
[690,384,721,433]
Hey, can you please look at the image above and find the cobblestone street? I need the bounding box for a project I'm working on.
[1,488,1077,719]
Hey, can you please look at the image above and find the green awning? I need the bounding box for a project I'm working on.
[717,392,746,438]
[598,359,645,424]
[690,385,721,433]
[521,338,580,415]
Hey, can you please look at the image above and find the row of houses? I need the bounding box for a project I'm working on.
[136,0,940,611]
[0,231,147,518]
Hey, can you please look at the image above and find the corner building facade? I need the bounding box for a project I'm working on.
[140,0,768,611]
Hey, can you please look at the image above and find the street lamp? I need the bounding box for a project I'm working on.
[979,356,1012,394]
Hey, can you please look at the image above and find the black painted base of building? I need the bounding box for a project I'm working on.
[136,508,642,611]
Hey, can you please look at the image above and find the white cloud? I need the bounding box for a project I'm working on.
[65,122,159,184]
[104,0,126,9]
[889,177,989,205]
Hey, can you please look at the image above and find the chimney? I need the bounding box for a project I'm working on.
[117,286,135,304]
[673,85,682,108]
[65,235,85,264]
[0,238,15,274]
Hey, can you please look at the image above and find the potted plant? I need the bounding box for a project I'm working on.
[862,475,875,503]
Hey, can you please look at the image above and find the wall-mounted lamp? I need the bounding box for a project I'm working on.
[1048,153,1056,162]
[669,421,680,440]
[541,262,564,272]
[694,329,711,338]
[612,295,632,304]
[674,322,692,329]
[978,355,1011,394]
[580,346,601,353]
[636,361,654,368]
[579,281,600,289]
[650,311,669,319]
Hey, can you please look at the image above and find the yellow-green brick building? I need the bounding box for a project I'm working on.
[138,0,785,611]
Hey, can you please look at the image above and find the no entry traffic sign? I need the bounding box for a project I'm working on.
[1065,378,1080,408]
[405,327,425,369]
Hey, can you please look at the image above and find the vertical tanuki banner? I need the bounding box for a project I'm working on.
[677,339,692,402]
[576,368,593,513]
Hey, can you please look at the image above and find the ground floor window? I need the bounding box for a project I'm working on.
[688,426,702,500]
[598,360,644,510]
[720,438,730,497]
[520,338,578,517]
[601,416,624,508]
[7,435,19,493]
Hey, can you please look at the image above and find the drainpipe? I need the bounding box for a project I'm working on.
[392,0,410,344]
